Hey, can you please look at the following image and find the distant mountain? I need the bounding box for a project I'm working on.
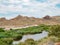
[0,17,7,21]
[0,15,60,29]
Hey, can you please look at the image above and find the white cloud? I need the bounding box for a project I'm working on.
[0,0,60,18]
[22,0,30,2]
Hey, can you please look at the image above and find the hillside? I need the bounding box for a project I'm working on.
[0,15,60,29]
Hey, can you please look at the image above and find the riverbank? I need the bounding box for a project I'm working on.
[0,25,38,30]
[0,24,60,45]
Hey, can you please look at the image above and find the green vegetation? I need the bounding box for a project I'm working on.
[0,24,60,45]
[0,38,13,45]
[18,39,37,45]
[0,24,50,38]
[49,25,60,38]
[0,28,5,32]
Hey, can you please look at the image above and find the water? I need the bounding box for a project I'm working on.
[12,31,48,45]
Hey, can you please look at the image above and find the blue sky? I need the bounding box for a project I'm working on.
[0,0,60,19]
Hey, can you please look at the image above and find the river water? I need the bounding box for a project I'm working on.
[12,31,48,45]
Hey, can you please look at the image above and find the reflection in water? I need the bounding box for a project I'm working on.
[13,31,48,45]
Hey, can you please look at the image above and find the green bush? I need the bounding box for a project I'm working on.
[13,35,22,41]
[25,39,36,45]
[18,39,37,45]
[0,28,5,32]
[49,25,60,38]
[0,38,13,45]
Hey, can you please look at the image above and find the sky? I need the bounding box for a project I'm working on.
[0,0,60,19]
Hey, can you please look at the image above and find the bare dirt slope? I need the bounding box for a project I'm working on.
[0,15,60,29]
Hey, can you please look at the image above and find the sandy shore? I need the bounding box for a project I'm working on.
[0,25,38,30]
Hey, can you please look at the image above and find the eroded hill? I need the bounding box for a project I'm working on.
[0,15,60,29]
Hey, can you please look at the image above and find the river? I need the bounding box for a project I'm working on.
[12,31,48,45]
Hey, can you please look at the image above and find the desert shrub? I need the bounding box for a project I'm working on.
[49,25,60,38]
[0,28,5,32]
[25,39,37,45]
[18,42,26,45]
[0,38,13,45]
[13,35,22,41]
[18,39,37,45]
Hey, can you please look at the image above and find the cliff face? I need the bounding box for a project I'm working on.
[0,15,60,27]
